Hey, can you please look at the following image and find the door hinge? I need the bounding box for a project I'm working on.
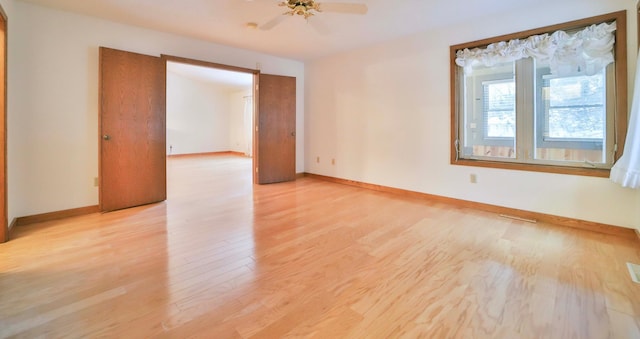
[255,167,258,173]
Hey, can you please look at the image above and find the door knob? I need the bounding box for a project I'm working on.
[291,132,296,137]
[103,134,111,140]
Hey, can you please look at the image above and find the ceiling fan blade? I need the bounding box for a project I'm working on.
[318,2,368,14]
[307,16,330,35]
[260,14,287,30]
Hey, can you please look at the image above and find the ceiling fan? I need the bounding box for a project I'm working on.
[259,0,368,32]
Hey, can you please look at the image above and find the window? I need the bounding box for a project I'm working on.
[450,11,627,177]
[484,79,515,139]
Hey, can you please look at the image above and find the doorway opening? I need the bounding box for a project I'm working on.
[100,50,296,213]
[166,61,254,158]
[165,60,255,197]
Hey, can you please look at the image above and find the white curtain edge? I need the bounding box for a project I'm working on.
[609,46,640,190]
[610,165,640,189]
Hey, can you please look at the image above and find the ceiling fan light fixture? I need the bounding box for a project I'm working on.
[260,0,367,31]
[280,0,320,19]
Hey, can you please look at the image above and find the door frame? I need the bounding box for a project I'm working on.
[0,4,7,243]
[161,55,262,183]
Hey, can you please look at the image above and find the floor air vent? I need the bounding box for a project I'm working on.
[627,263,640,283]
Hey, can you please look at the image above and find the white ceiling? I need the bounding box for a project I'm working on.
[18,0,561,61]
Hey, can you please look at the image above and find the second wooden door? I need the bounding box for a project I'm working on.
[257,74,296,184]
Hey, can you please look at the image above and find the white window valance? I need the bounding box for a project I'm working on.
[455,21,616,76]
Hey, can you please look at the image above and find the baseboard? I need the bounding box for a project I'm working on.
[7,217,16,240]
[167,151,248,158]
[15,205,100,227]
[304,173,636,239]
[228,151,248,157]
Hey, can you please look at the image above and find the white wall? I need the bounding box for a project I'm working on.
[305,0,640,230]
[167,72,235,155]
[9,2,304,221]
[229,90,253,154]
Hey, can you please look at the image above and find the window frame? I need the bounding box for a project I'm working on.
[450,11,628,177]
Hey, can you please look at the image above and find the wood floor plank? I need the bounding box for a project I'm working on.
[1,154,639,338]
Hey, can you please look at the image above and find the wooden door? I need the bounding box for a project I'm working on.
[256,74,296,184]
[99,47,166,212]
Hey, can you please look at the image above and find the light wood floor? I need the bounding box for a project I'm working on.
[1,154,639,338]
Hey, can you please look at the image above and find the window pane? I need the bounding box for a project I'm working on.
[535,66,606,163]
[548,106,604,139]
[546,73,605,139]
[484,81,515,138]
[461,62,516,159]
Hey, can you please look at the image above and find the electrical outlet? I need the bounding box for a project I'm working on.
[331,158,335,165]
[93,177,99,187]
[316,156,320,163]
[470,174,477,184]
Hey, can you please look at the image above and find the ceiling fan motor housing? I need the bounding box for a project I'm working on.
[281,0,321,18]
[262,0,367,31]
